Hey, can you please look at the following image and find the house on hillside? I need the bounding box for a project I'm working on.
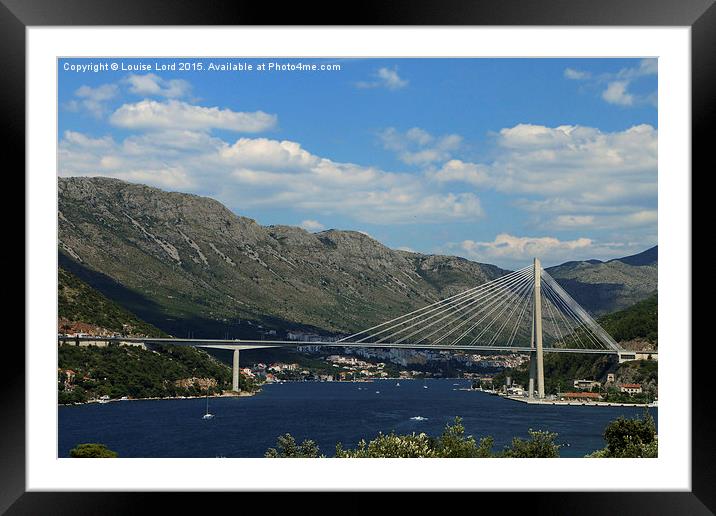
[573,379,601,391]
[620,383,643,394]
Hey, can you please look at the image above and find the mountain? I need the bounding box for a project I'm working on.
[611,246,657,267]
[547,246,657,315]
[58,177,506,338]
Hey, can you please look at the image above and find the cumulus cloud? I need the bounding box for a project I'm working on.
[125,73,191,98]
[65,83,119,118]
[435,123,656,199]
[380,127,462,165]
[429,160,491,186]
[356,67,408,90]
[431,122,657,235]
[58,131,484,225]
[109,99,277,132]
[299,219,325,231]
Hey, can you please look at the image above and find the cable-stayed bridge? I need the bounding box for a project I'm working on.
[59,258,627,399]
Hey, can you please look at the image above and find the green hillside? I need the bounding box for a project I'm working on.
[58,266,167,337]
[58,344,258,404]
[599,293,657,346]
[58,266,257,403]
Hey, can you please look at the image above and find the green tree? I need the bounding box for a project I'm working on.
[502,430,561,458]
[587,409,657,458]
[434,417,494,458]
[69,443,118,458]
[334,418,497,458]
[265,434,322,458]
[335,432,436,458]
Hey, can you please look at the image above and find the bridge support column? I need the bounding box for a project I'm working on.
[232,349,240,392]
[534,258,545,399]
[528,351,536,399]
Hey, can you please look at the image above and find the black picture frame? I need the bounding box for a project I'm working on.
[4,0,708,513]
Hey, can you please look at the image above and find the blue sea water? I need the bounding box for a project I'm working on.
[58,378,657,458]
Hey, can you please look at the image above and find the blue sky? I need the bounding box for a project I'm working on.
[58,58,657,269]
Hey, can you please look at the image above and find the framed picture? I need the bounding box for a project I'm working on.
[7,0,708,511]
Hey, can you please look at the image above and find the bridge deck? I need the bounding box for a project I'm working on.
[58,336,619,354]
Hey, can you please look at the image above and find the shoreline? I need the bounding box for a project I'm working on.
[464,388,657,408]
[59,389,260,407]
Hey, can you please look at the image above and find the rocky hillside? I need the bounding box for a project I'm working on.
[547,246,657,315]
[58,177,506,338]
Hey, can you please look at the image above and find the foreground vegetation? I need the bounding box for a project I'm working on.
[69,443,118,458]
[587,410,657,458]
[265,411,656,458]
[58,344,259,403]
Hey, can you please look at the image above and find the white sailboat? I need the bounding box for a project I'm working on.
[202,391,214,420]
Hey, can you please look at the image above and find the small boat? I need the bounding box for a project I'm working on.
[396,382,400,387]
[375,391,380,394]
[410,416,428,421]
[202,392,214,420]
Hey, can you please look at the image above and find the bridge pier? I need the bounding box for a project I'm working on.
[232,348,240,392]
[528,351,536,399]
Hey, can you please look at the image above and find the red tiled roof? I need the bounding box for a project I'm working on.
[621,383,642,388]
[563,391,602,399]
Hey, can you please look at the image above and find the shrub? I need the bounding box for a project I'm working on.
[69,443,118,458]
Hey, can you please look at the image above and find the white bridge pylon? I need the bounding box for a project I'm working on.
[338,258,622,354]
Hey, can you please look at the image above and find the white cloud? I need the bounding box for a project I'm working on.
[432,123,657,235]
[617,58,657,80]
[109,99,277,132]
[356,67,408,90]
[564,68,590,80]
[125,73,191,98]
[602,81,634,106]
[380,127,462,165]
[66,84,119,117]
[553,215,596,228]
[300,219,325,232]
[58,131,484,225]
[548,209,657,231]
[429,160,490,186]
[567,58,657,108]
[502,123,655,197]
[450,233,644,268]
